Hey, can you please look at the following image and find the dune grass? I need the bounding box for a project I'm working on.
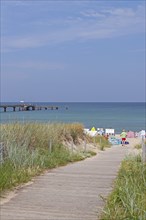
[0,122,96,193]
[135,140,146,149]
[134,144,142,149]
[0,145,88,193]
[0,122,84,150]
[101,154,146,220]
[85,135,111,151]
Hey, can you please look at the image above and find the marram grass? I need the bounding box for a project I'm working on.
[0,122,84,150]
[0,145,91,193]
[0,122,96,193]
[101,155,146,220]
[93,135,111,150]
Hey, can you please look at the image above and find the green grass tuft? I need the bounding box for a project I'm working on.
[0,122,95,194]
[101,155,146,220]
[94,136,111,150]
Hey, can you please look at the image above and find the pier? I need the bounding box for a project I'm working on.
[0,104,59,112]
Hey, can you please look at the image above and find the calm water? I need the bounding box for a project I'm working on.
[0,102,145,133]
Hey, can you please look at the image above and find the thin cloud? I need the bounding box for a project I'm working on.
[1,4,145,51]
[80,10,106,18]
[2,61,66,71]
[128,48,146,53]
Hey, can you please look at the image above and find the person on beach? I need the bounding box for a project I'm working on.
[120,129,127,146]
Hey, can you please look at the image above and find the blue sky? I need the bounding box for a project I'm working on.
[1,0,145,102]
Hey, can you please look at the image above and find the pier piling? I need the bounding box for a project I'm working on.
[0,104,59,113]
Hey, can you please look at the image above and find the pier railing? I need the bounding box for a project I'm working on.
[0,104,59,112]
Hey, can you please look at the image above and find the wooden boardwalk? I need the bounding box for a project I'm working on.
[1,145,131,220]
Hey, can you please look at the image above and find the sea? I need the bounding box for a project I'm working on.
[0,102,145,133]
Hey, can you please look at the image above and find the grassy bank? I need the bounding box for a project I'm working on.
[0,122,97,193]
[101,155,146,220]
[94,136,111,150]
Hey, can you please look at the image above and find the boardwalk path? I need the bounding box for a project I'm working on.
[1,145,133,220]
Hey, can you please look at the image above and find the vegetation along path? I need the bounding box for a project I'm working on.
[1,145,133,220]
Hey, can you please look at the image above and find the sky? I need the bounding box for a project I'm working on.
[1,0,145,102]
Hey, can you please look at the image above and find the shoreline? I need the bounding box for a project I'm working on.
[0,122,144,136]
[0,102,145,133]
